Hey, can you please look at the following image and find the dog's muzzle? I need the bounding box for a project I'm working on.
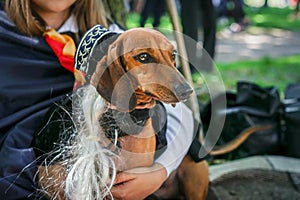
[174,83,193,101]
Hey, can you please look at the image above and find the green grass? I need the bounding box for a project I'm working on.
[245,6,300,30]
[215,55,300,94]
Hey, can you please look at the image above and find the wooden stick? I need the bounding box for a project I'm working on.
[165,0,200,122]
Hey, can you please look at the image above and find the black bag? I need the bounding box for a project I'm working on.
[201,81,283,160]
[283,84,300,158]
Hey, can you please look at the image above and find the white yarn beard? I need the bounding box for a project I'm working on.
[40,85,117,200]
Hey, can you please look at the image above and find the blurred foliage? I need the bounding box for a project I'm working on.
[103,0,128,28]
[126,12,174,35]
[245,6,300,30]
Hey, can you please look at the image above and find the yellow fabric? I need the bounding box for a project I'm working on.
[43,28,76,57]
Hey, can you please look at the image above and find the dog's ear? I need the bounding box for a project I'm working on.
[90,41,137,112]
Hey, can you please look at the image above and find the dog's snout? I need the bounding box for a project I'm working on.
[174,83,193,101]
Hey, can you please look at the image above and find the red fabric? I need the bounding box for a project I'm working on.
[45,35,75,73]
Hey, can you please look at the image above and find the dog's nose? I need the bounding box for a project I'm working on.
[174,83,193,101]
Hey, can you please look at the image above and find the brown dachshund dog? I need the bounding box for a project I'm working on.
[89,28,210,199]
[89,28,194,171]
[90,28,209,199]
[35,27,208,199]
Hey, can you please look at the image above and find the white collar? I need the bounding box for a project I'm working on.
[57,14,78,33]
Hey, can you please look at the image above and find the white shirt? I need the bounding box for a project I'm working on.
[57,14,78,33]
[155,102,194,177]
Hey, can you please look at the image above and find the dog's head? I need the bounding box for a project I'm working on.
[89,28,193,112]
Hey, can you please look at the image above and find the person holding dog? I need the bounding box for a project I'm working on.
[0,0,199,199]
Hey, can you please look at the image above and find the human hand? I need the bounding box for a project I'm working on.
[110,163,167,200]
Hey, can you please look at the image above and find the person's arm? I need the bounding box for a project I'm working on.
[110,163,167,200]
[110,103,195,199]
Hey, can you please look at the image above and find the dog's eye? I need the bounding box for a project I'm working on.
[134,53,153,63]
[172,50,177,60]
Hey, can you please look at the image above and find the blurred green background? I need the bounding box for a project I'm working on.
[126,0,300,96]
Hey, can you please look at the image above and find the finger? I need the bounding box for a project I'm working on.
[111,181,134,199]
[114,172,136,185]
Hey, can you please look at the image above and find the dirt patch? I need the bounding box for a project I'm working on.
[207,169,300,200]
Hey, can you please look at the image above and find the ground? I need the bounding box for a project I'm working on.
[207,169,300,200]
[215,28,300,63]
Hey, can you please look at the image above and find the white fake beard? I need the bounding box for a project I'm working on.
[39,85,117,200]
